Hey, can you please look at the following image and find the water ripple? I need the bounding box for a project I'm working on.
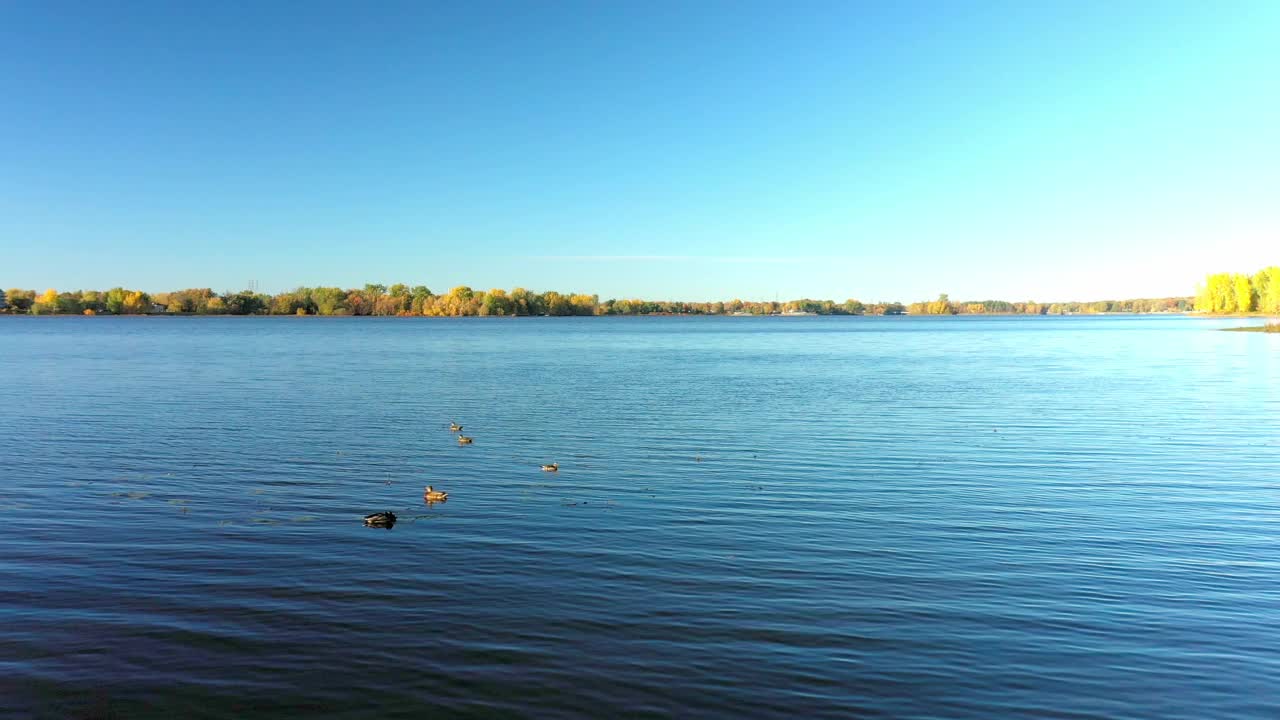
[1,315,1278,718]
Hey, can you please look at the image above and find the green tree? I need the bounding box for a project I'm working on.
[57,292,83,315]
[542,291,574,316]
[311,287,348,315]
[480,289,514,316]
[105,287,127,314]
[6,289,35,313]
[222,291,265,315]
[509,287,539,315]
[271,290,306,315]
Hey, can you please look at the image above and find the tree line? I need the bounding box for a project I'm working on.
[904,294,1193,316]
[0,283,1203,317]
[0,285,906,316]
[1193,267,1280,314]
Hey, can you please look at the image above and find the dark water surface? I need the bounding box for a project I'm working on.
[2,315,1278,719]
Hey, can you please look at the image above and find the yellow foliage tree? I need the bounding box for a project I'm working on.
[1234,274,1255,313]
[1196,273,1236,313]
[1259,267,1280,314]
[32,288,60,315]
[925,294,956,315]
[122,291,149,314]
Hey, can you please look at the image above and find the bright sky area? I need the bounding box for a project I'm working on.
[2,1,1277,302]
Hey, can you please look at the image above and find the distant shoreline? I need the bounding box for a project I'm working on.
[1,286,1194,318]
[1,311,1223,319]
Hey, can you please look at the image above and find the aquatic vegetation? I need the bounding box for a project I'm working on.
[110,491,150,500]
[1223,323,1280,333]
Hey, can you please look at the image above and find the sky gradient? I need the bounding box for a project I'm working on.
[3,1,1277,302]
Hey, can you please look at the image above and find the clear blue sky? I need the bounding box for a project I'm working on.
[3,1,1277,302]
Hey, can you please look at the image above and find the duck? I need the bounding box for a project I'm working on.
[449,422,463,432]
[457,435,473,444]
[363,511,397,528]
[424,486,449,502]
[541,463,559,472]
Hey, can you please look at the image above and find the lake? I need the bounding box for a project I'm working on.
[1,315,1277,719]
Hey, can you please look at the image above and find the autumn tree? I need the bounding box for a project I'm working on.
[541,291,574,316]
[1256,267,1280,314]
[927,294,956,315]
[32,288,60,314]
[0,278,1212,319]
[1196,273,1236,313]
[1234,273,1255,313]
[437,286,476,316]
[271,290,308,315]
[122,290,151,314]
[569,293,599,315]
[480,289,514,316]
[508,287,539,316]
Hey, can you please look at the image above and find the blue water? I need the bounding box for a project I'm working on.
[1,315,1278,719]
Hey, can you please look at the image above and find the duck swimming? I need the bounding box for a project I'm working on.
[457,435,473,444]
[424,486,448,502]
[449,422,463,431]
[363,511,397,528]
[541,463,559,472]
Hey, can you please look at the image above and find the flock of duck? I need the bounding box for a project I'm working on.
[362,421,558,529]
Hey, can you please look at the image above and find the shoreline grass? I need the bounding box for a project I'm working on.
[1222,322,1280,333]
